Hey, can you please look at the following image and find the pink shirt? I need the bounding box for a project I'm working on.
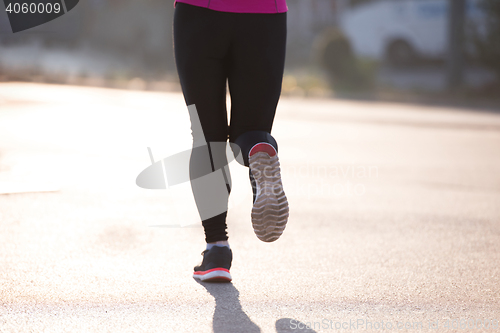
[174,0,288,13]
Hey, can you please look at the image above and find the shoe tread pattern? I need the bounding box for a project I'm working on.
[249,152,289,242]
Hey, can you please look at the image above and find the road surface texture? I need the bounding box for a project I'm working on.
[0,83,499,332]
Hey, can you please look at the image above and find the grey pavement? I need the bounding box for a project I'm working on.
[0,83,499,332]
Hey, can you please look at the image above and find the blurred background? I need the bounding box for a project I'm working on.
[1,3,500,330]
[1,0,499,107]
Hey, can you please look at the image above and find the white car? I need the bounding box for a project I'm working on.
[338,0,485,65]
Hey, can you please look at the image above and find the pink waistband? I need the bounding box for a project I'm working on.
[174,0,288,13]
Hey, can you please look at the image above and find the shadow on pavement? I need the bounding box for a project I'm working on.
[275,318,318,333]
[195,279,318,333]
[195,279,261,333]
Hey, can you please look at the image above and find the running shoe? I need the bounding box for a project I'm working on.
[248,143,289,242]
[193,246,232,282]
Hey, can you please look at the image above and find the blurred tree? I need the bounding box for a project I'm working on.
[447,0,466,91]
[314,28,376,92]
[471,0,500,80]
[348,0,372,8]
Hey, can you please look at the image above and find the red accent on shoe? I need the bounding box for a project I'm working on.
[249,143,277,157]
[193,268,230,275]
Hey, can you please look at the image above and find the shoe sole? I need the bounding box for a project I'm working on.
[249,151,289,242]
[193,268,232,282]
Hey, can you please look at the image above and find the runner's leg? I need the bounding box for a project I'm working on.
[173,3,232,243]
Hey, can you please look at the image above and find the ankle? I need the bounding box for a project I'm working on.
[206,240,230,250]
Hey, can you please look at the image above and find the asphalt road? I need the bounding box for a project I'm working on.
[0,83,499,333]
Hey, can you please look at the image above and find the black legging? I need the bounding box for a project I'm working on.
[173,2,287,243]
